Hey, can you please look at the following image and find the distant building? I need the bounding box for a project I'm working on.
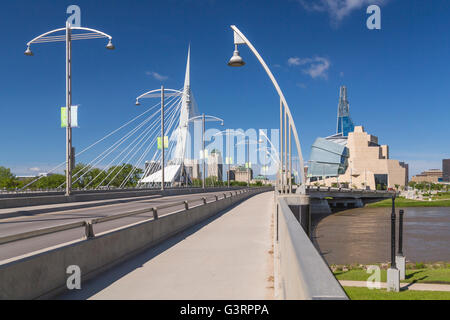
[207,149,223,181]
[443,159,450,182]
[184,159,201,180]
[228,166,253,183]
[307,86,408,190]
[411,169,443,183]
[252,175,273,186]
[38,173,55,177]
[399,162,409,186]
[336,86,355,137]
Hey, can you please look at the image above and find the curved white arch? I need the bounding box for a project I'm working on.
[27,26,113,46]
[188,115,224,123]
[230,25,306,191]
[136,88,183,101]
[71,27,112,40]
[27,28,66,46]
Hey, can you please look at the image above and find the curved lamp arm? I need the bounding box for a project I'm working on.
[188,115,224,125]
[230,25,306,189]
[72,27,112,40]
[135,88,183,104]
[27,26,113,46]
[26,28,66,46]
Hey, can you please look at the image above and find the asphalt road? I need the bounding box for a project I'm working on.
[0,190,238,261]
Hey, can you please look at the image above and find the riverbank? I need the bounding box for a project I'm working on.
[367,197,450,207]
[335,263,450,300]
[343,286,450,300]
[333,263,450,284]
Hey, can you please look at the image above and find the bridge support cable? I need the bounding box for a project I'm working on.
[104,100,182,189]
[74,97,181,189]
[119,99,183,188]
[57,95,182,189]
[58,108,161,189]
[83,106,174,189]
[19,100,163,191]
[121,99,182,188]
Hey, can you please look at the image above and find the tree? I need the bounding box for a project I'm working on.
[35,174,65,189]
[0,166,18,189]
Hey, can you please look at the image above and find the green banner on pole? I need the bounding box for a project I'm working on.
[157,136,169,150]
[61,107,67,128]
[61,106,78,128]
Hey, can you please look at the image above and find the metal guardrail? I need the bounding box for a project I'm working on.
[305,185,396,194]
[0,189,256,245]
[0,185,245,196]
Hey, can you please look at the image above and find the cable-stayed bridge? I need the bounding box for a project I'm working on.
[0,24,394,301]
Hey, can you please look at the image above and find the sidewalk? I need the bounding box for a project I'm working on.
[60,192,275,300]
[340,280,450,292]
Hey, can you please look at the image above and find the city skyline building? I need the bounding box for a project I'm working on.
[207,149,223,181]
[443,159,450,182]
[411,169,443,183]
[308,86,408,189]
[336,86,355,137]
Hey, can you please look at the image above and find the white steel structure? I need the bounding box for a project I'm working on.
[139,47,194,185]
[227,25,306,194]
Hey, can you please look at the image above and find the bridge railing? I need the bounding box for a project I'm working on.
[0,185,247,197]
[276,196,348,300]
[306,185,396,194]
[0,188,270,245]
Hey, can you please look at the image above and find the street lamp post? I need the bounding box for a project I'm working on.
[161,86,165,191]
[227,25,306,195]
[25,22,115,196]
[188,114,224,189]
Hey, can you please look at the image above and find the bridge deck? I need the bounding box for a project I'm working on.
[58,192,275,300]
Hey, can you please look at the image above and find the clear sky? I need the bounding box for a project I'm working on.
[0,0,449,177]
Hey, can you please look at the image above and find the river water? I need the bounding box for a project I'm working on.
[312,206,450,265]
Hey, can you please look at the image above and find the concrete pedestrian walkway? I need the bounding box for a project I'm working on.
[60,192,275,300]
[340,280,450,292]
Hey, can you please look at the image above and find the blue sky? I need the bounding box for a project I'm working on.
[0,0,449,177]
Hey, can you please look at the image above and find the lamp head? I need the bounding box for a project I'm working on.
[106,40,115,50]
[135,100,141,106]
[24,46,33,56]
[227,49,245,67]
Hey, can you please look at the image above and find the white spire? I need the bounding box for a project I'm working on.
[172,45,192,164]
[184,44,190,90]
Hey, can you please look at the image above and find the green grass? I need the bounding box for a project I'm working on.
[334,267,450,284]
[367,197,450,207]
[343,286,450,300]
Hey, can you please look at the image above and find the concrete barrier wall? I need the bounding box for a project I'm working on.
[277,197,348,300]
[0,188,270,300]
[0,187,245,209]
